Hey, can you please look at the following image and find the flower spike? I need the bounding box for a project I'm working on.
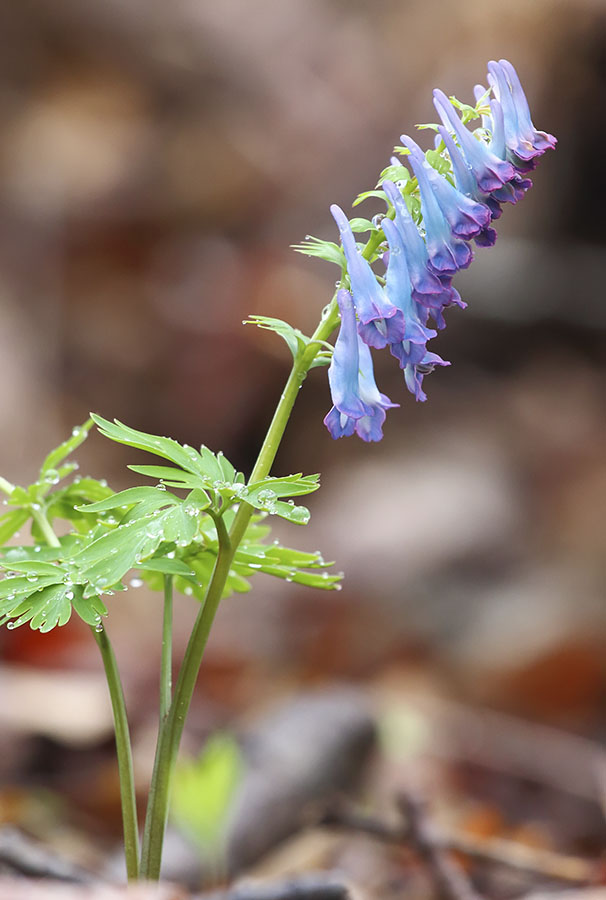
[317,60,555,438]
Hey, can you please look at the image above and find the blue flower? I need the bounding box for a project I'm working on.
[330,205,405,349]
[437,125,502,225]
[391,340,450,402]
[382,179,465,326]
[405,135,492,240]
[382,217,437,346]
[400,134,473,275]
[382,179,448,306]
[487,59,557,170]
[324,289,398,441]
[433,88,516,193]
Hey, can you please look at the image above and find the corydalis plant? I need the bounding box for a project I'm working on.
[294,58,556,436]
[0,59,554,883]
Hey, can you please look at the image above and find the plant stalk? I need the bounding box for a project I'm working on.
[160,576,173,721]
[139,297,340,879]
[93,625,140,880]
[29,504,140,882]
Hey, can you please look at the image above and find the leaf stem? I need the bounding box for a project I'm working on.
[93,625,140,880]
[30,503,140,882]
[31,507,61,548]
[140,514,232,878]
[0,476,15,496]
[160,576,173,721]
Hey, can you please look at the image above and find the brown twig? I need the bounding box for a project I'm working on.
[0,827,92,883]
[197,874,352,900]
[319,792,596,890]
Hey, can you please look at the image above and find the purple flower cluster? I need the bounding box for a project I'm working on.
[324,59,556,441]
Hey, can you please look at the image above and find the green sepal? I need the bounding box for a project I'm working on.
[291,236,344,268]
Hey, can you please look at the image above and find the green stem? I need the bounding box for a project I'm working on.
[140,515,232,878]
[31,507,61,548]
[160,576,173,721]
[140,297,341,879]
[93,625,140,881]
[0,476,15,496]
[29,503,140,881]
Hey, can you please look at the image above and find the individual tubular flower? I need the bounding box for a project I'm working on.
[330,205,405,349]
[382,217,436,348]
[324,289,398,441]
[382,179,450,307]
[487,59,556,170]
[400,134,473,274]
[437,125,502,222]
[394,340,450,403]
[433,88,516,193]
[382,179,463,326]
[404,135,492,240]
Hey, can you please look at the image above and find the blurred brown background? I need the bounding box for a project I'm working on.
[0,0,606,889]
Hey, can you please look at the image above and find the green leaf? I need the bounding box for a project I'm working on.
[243,315,310,361]
[76,486,177,513]
[40,419,93,476]
[291,237,344,268]
[0,572,107,632]
[72,502,198,595]
[0,508,29,545]
[352,189,388,208]
[348,217,377,233]
[136,557,195,578]
[91,415,208,477]
[425,148,451,176]
[377,164,410,187]
[246,474,320,500]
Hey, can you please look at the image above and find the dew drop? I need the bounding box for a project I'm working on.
[129,578,143,588]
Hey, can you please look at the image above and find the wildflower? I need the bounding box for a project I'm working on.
[324,289,398,441]
[401,345,450,403]
[433,88,516,192]
[382,179,451,307]
[403,135,492,241]
[320,60,555,437]
[487,59,557,170]
[401,134,473,274]
[330,205,405,349]
[382,217,436,347]
[437,125,502,228]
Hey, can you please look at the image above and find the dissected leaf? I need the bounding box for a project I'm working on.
[40,419,93,476]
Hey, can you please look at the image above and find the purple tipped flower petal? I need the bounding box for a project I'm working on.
[382,217,437,345]
[487,60,556,168]
[437,125,502,221]
[433,88,516,192]
[324,290,397,442]
[330,204,405,349]
[401,135,473,275]
[382,180,447,305]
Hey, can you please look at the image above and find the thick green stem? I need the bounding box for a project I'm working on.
[140,515,232,878]
[160,576,173,721]
[140,298,340,879]
[93,625,140,881]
